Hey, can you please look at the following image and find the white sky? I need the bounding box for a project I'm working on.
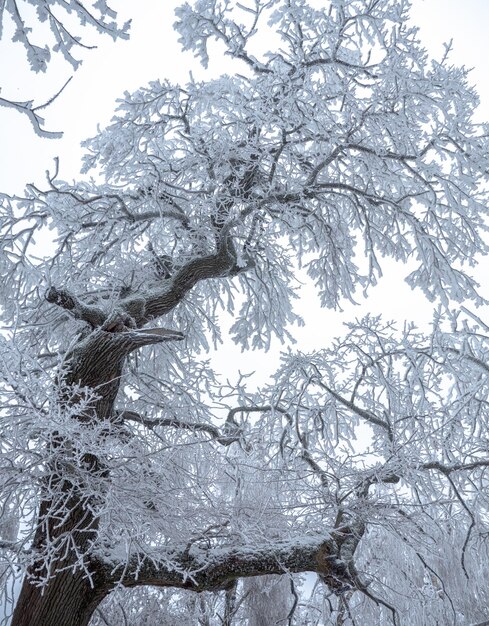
[0,0,488,380]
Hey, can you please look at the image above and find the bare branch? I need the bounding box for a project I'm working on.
[313,378,392,435]
[0,95,63,139]
[120,410,241,447]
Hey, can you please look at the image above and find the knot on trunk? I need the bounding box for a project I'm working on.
[101,311,137,332]
[316,542,354,594]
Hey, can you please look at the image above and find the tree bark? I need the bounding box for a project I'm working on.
[11,532,356,626]
[12,566,108,626]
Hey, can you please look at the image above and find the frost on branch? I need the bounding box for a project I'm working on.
[1,0,130,72]
[0,0,130,136]
[1,1,489,625]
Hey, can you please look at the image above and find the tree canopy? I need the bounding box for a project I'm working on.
[0,1,488,625]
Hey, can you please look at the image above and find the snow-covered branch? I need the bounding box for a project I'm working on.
[110,534,361,596]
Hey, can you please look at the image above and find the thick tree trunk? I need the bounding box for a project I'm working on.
[11,489,108,626]
[11,330,124,626]
[12,569,107,626]
[9,242,261,625]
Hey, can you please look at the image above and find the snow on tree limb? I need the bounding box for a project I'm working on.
[111,535,337,592]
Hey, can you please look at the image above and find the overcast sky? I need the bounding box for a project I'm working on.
[1,0,488,378]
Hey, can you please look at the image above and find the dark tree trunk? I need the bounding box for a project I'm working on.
[11,329,127,626]
[11,249,238,626]
[12,568,107,626]
[11,455,109,626]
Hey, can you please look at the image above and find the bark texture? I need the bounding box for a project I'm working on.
[12,566,108,626]
[12,534,356,626]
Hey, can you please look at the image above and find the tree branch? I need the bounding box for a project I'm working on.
[312,378,392,435]
[119,410,242,447]
[422,460,489,474]
[132,233,241,325]
[46,238,242,331]
[0,95,63,139]
[106,535,353,594]
[45,286,107,327]
[446,347,489,374]
[0,77,72,139]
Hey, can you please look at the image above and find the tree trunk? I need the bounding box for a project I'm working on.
[9,244,266,625]
[11,330,124,626]
[11,490,108,626]
[12,569,107,626]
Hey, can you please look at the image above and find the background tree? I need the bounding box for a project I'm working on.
[0,0,488,625]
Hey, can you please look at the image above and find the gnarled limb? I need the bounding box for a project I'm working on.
[46,230,243,330]
[109,535,349,593]
[135,232,241,325]
[45,286,106,328]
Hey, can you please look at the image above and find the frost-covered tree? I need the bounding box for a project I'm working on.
[1,1,489,625]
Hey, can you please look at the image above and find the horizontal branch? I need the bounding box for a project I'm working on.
[422,459,489,474]
[105,534,359,594]
[120,410,242,447]
[226,404,292,422]
[120,404,293,448]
